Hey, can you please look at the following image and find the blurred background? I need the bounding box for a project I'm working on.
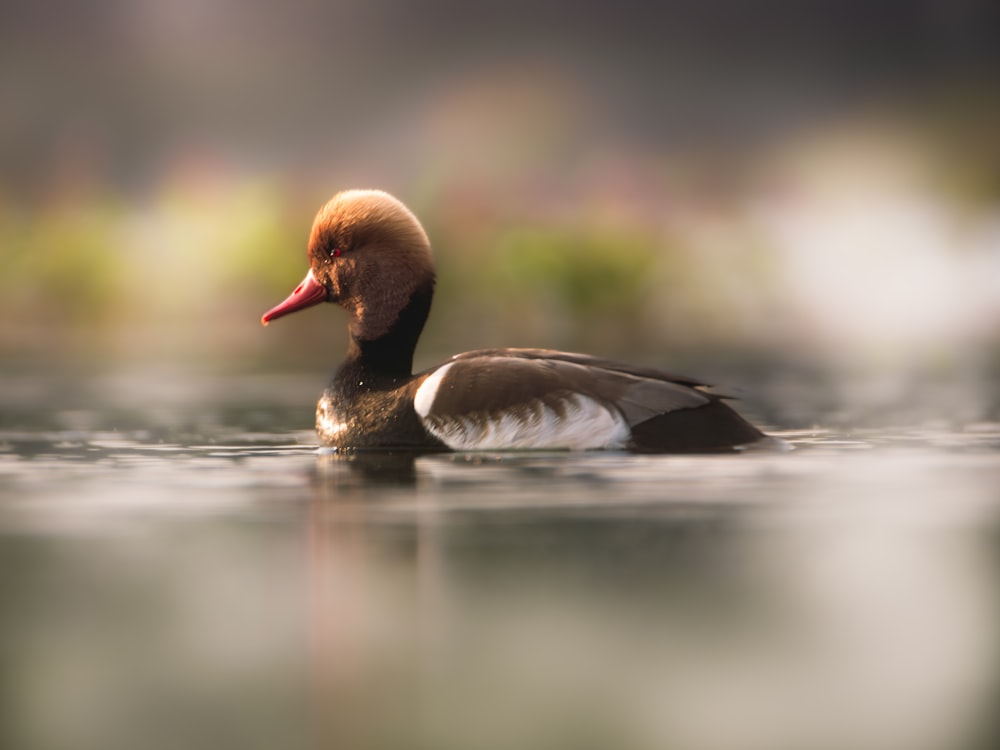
[2,0,1000,421]
[4,5,1000,750]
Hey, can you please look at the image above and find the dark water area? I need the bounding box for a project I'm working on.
[2,373,1000,750]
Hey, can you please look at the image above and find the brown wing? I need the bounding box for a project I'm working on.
[417,353,709,427]
[448,348,710,389]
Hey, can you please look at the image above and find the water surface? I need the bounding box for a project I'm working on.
[2,375,999,750]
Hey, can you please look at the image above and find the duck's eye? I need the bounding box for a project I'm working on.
[331,248,342,258]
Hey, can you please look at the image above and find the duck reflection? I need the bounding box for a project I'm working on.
[313,449,426,487]
[300,450,1000,750]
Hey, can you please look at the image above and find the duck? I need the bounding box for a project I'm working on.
[261,189,773,453]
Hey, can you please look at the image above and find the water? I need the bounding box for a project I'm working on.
[2,374,1000,750]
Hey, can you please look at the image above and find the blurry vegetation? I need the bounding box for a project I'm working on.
[466,223,661,354]
[1,106,999,382]
[0,178,314,368]
[1,195,125,326]
[1,171,773,371]
[495,225,656,317]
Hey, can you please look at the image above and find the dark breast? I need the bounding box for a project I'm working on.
[316,378,445,450]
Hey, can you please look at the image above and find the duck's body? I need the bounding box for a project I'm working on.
[263,190,771,453]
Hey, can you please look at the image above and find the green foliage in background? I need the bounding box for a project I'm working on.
[1,197,125,325]
[495,225,657,318]
[0,183,784,368]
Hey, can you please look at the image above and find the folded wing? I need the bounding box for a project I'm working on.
[413,350,722,451]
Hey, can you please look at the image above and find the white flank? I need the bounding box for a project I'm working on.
[419,392,630,451]
[413,362,455,418]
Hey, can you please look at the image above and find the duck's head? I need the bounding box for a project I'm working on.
[261,189,435,340]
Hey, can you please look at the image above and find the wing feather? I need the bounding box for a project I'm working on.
[416,352,710,428]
